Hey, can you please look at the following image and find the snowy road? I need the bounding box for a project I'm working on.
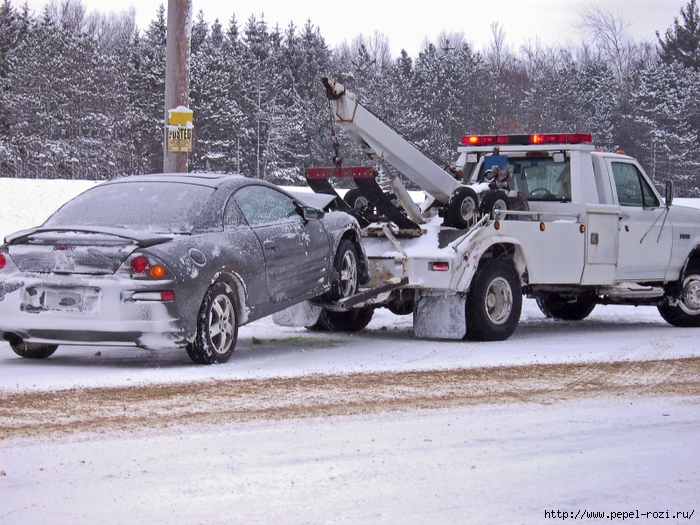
[2,302,700,524]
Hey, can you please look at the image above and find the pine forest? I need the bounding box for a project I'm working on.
[1,0,700,196]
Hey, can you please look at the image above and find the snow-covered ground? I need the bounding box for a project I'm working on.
[1,178,699,524]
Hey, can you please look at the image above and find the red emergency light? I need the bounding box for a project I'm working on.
[461,133,592,146]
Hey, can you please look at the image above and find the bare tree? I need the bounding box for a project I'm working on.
[46,0,87,32]
[578,7,632,84]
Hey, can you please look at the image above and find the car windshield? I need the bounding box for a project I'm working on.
[43,181,215,234]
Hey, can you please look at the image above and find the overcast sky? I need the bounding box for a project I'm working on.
[12,0,683,56]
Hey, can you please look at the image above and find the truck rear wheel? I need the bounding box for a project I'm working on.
[658,273,700,327]
[536,293,596,321]
[466,259,522,341]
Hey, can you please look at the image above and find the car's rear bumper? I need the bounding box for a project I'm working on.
[0,273,191,349]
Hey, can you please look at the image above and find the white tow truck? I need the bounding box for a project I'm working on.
[278,78,700,340]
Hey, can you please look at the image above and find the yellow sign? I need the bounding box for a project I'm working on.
[168,107,193,126]
[167,127,193,152]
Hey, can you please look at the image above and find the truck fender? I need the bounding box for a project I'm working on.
[454,235,529,293]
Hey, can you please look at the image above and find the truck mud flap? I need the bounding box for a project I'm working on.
[413,290,467,340]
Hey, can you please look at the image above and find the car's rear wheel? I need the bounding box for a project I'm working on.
[7,336,57,359]
[186,283,238,364]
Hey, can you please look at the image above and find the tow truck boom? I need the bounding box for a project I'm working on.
[323,77,461,204]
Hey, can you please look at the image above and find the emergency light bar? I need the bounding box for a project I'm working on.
[461,133,592,146]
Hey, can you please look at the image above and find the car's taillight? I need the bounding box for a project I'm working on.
[0,253,6,270]
[119,254,172,280]
[131,255,150,274]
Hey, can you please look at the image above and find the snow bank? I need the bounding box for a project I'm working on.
[0,178,97,241]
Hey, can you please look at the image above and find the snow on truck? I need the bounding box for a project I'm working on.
[276,77,700,340]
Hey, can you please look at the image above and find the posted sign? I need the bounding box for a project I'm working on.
[167,106,194,153]
[167,127,193,152]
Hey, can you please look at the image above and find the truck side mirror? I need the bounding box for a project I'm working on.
[665,180,674,207]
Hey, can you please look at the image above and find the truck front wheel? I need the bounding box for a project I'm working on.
[658,273,700,327]
[466,259,522,341]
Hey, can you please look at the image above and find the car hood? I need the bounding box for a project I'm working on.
[287,191,337,211]
[5,227,174,275]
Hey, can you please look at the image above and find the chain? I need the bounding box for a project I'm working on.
[329,102,342,169]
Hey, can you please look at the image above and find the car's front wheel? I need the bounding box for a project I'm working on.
[7,336,57,359]
[186,283,238,364]
[308,239,374,332]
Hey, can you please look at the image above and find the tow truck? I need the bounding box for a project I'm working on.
[275,78,700,339]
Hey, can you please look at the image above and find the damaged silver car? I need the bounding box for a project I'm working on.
[0,173,368,364]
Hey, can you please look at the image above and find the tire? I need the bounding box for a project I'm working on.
[186,283,238,364]
[325,239,359,302]
[387,300,414,316]
[536,293,596,321]
[445,187,479,229]
[8,336,57,359]
[308,239,372,332]
[307,306,374,332]
[657,273,700,327]
[465,259,522,341]
[344,189,371,212]
[479,190,511,219]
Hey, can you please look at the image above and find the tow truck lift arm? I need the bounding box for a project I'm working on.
[322,77,461,204]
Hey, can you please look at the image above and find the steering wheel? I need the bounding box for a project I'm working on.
[530,187,554,198]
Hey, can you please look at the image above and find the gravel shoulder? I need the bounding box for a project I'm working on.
[3,357,699,441]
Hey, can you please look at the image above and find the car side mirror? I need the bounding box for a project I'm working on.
[300,206,324,221]
[665,180,674,207]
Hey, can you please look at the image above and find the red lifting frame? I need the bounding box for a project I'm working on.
[306,166,376,179]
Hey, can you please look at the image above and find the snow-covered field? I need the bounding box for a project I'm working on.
[1,178,699,524]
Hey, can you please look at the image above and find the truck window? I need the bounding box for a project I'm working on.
[611,162,659,208]
[508,159,571,202]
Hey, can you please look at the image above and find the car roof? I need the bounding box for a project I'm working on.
[104,173,251,189]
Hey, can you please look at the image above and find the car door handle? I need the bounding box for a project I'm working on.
[263,240,276,250]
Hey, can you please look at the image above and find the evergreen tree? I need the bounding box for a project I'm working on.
[189,14,245,174]
[658,0,700,70]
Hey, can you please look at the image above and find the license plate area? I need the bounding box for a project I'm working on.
[23,286,102,313]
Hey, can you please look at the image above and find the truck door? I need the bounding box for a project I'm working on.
[610,161,672,281]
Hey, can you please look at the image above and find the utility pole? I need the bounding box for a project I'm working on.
[163,0,193,173]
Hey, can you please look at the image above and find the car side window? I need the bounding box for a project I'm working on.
[234,185,299,225]
[223,195,246,230]
[612,162,659,208]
